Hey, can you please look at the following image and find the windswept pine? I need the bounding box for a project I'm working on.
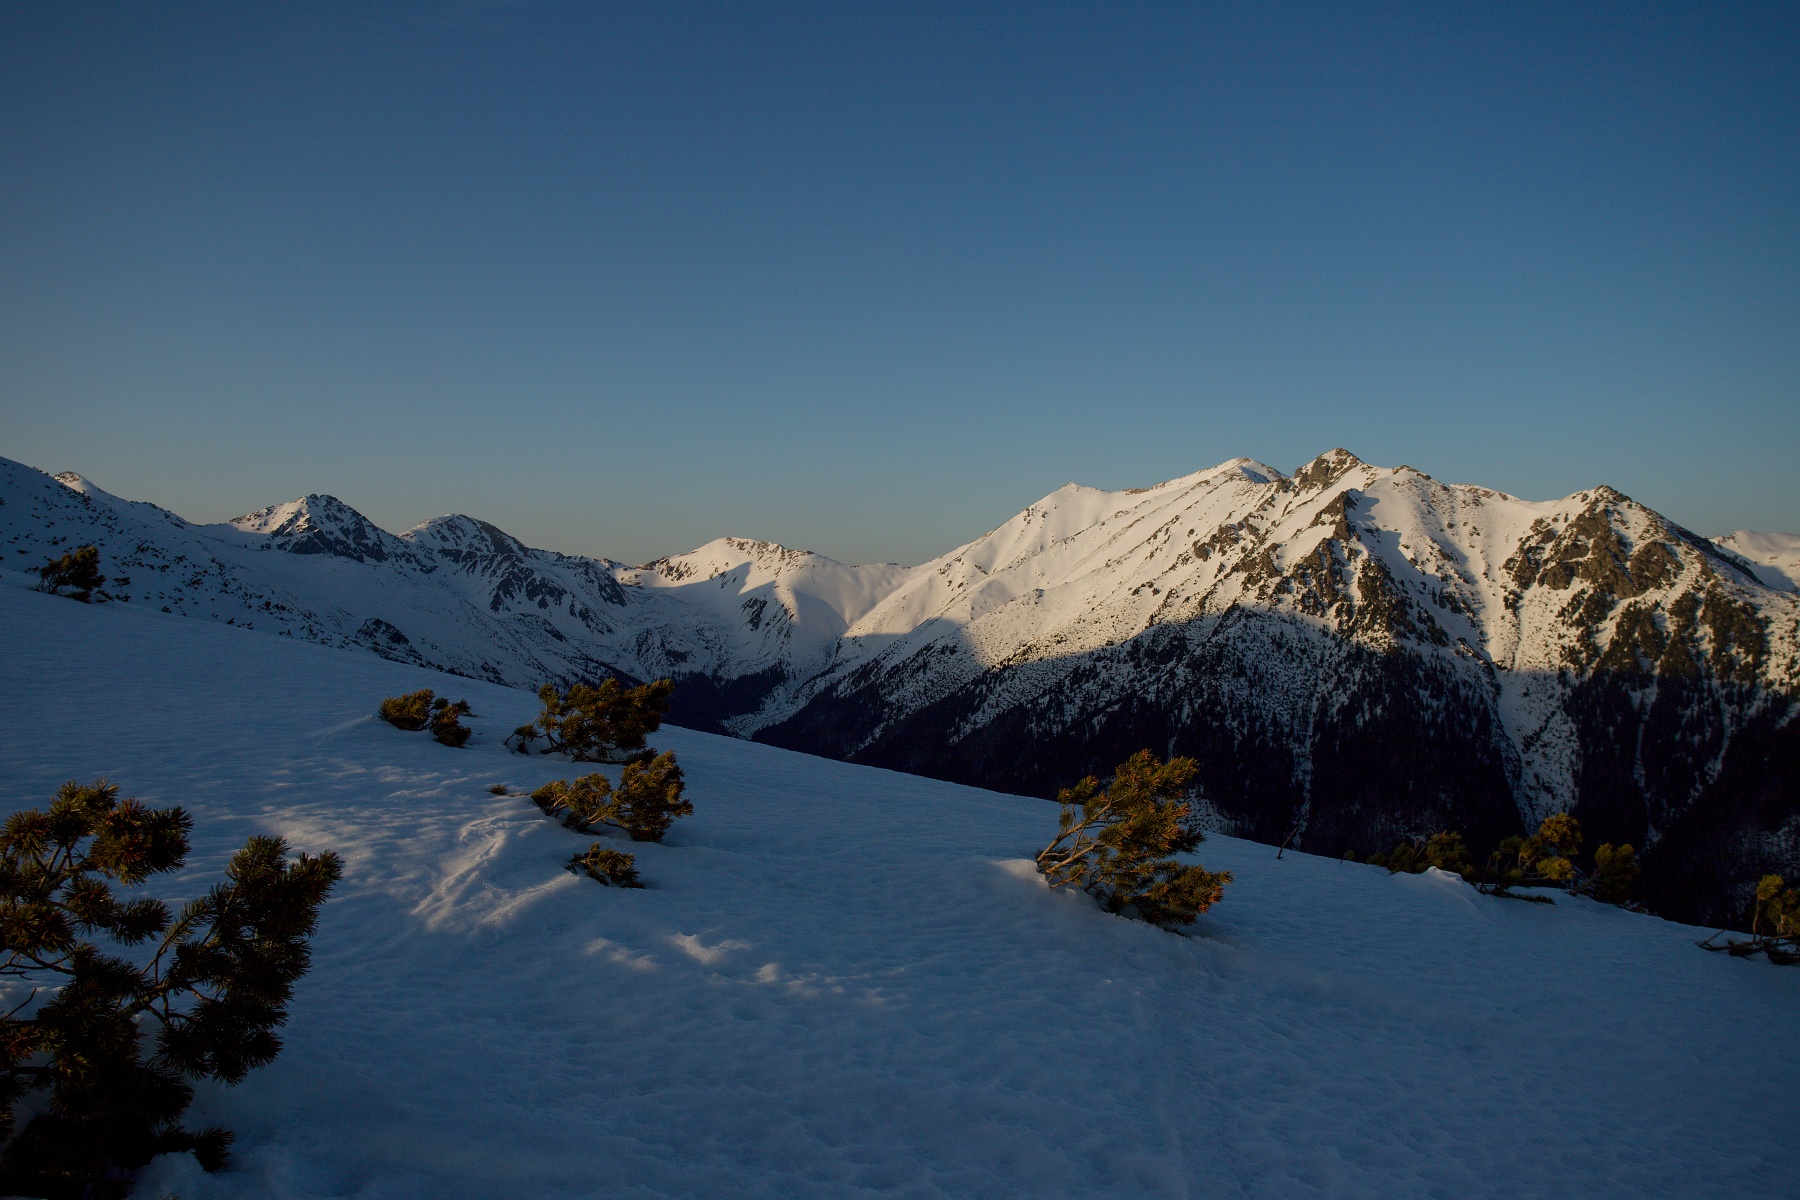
[1036,751,1232,928]
[511,679,672,763]
[0,781,340,1197]
[379,689,474,747]
[566,844,644,888]
[34,544,104,602]
[530,752,692,844]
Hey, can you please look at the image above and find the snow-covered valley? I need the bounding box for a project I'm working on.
[1,570,1795,1197]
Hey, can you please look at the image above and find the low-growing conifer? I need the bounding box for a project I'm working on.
[378,690,473,747]
[1587,843,1640,905]
[530,753,692,843]
[0,781,341,1197]
[509,679,673,762]
[609,752,691,843]
[566,844,643,888]
[35,546,105,602]
[1426,831,1476,879]
[531,773,615,830]
[1365,832,1473,880]
[1699,874,1800,964]
[1753,874,1799,940]
[378,689,435,731]
[1035,750,1232,929]
[1525,813,1582,883]
[429,698,473,748]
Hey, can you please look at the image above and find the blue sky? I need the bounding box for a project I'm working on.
[2,2,1795,565]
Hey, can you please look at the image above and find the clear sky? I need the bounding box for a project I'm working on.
[2,2,1795,566]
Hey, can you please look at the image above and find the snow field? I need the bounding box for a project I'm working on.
[0,583,1795,1199]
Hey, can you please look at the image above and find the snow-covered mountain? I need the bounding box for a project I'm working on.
[744,450,1800,923]
[3,457,910,727]
[4,450,1796,924]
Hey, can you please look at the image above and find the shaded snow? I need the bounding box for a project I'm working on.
[0,581,1795,1199]
[1713,530,1800,592]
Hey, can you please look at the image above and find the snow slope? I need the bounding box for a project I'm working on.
[1,582,1795,1199]
[1714,530,1800,592]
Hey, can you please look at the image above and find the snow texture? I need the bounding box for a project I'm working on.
[1,581,1795,1199]
[1713,530,1800,593]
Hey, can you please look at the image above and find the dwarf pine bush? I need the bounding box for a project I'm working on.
[1586,842,1640,905]
[1481,813,1585,895]
[1752,875,1799,940]
[1426,831,1476,879]
[1526,813,1582,883]
[0,781,341,1198]
[1035,750,1231,929]
[1370,831,1477,880]
[531,773,615,830]
[428,699,473,748]
[1699,874,1800,964]
[35,546,105,603]
[531,753,692,844]
[378,690,473,747]
[609,753,691,843]
[509,679,673,762]
[378,689,435,730]
[566,844,643,888]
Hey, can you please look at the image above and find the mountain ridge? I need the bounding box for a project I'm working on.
[5,450,1796,922]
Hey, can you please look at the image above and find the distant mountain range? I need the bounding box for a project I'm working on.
[4,450,1796,924]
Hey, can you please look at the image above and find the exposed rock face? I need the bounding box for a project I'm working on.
[739,453,1799,925]
[6,451,1796,924]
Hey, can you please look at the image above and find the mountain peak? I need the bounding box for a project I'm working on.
[402,513,528,559]
[1293,449,1366,491]
[230,494,412,564]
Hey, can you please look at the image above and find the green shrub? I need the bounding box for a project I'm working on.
[378,690,473,747]
[1698,875,1800,964]
[609,753,691,843]
[1753,874,1799,939]
[509,679,673,762]
[1035,750,1232,929]
[35,546,105,602]
[531,753,692,843]
[1426,831,1475,879]
[566,844,643,888]
[429,699,472,748]
[1526,813,1582,883]
[378,689,435,731]
[1481,814,1583,891]
[1364,831,1474,880]
[531,773,615,830]
[1482,835,1527,892]
[0,781,341,1197]
[1383,842,1424,874]
[1587,843,1640,905]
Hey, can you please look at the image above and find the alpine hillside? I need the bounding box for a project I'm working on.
[3,450,1796,924]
